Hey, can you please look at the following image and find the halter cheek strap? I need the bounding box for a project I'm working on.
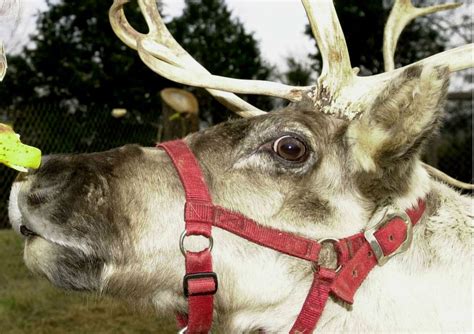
[159,140,217,334]
[158,139,425,334]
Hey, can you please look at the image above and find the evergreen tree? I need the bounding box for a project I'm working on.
[167,0,273,123]
[0,1,168,116]
[1,0,274,126]
[283,56,312,86]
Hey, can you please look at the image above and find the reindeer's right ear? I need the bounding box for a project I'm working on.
[346,65,449,172]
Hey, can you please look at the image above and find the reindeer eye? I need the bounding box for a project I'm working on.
[272,135,308,162]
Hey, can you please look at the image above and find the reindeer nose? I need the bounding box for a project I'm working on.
[39,155,52,167]
[15,155,52,175]
[34,154,70,174]
[24,154,77,191]
[13,155,52,182]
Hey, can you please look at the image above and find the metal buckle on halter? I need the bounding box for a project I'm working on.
[363,207,413,266]
[183,272,218,297]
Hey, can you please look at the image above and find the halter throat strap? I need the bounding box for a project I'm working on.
[158,139,426,334]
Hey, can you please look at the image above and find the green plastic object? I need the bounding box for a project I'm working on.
[0,123,42,172]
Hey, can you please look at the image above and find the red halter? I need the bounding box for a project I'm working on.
[158,139,426,334]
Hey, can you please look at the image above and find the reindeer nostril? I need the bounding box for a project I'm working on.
[20,225,38,237]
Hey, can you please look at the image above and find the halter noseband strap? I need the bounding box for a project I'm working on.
[158,139,425,334]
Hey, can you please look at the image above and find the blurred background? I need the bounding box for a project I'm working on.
[0,0,472,333]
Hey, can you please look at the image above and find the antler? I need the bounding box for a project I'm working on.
[382,0,473,190]
[109,0,473,189]
[302,0,353,87]
[109,0,309,117]
[383,0,462,71]
[0,41,7,81]
[300,0,474,119]
[422,162,474,190]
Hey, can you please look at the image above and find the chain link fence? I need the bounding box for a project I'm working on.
[0,103,159,228]
[0,99,472,228]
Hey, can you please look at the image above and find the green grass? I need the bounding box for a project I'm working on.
[0,229,175,333]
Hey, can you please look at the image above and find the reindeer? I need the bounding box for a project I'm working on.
[8,0,473,333]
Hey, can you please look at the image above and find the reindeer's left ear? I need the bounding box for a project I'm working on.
[347,65,449,172]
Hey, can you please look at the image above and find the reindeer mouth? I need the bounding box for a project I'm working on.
[10,181,57,243]
[9,181,42,239]
[10,182,94,255]
[19,225,40,238]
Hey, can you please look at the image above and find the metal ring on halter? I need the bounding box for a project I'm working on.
[316,237,342,272]
[179,231,214,256]
[178,326,187,334]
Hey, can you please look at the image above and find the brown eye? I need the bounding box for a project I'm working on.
[272,135,308,162]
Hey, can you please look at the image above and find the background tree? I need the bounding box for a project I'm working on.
[283,56,312,87]
[167,0,274,124]
[1,0,274,124]
[0,1,168,116]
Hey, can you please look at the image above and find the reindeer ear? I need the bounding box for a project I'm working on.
[347,65,450,172]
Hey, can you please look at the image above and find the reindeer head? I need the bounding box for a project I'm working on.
[9,0,473,331]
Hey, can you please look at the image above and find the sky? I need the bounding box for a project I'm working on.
[0,0,316,71]
[161,0,316,70]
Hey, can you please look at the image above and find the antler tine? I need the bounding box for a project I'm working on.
[383,0,474,190]
[110,0,264,117]
[0,41,7,81]
[109,0,145,50]
[136,0,308,102]
[137,42,308,100]
[382,0,473,190]
[422,162,474,190]
[376,43,474,80]
[415,43,474,72]
[383,0,462,71]
[301,0,353,86]
[110,0,309,118]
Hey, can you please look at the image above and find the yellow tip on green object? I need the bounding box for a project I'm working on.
[0,123,42,172]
